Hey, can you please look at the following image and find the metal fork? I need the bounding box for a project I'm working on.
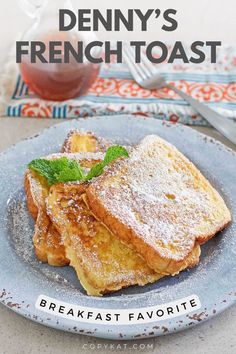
[123,46,236,145]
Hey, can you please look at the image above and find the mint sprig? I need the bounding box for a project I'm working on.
[28,157,85,186]
[28,145,129,186]
[84,145,129,181]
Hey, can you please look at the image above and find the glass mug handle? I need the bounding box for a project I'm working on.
[19,0,44,18]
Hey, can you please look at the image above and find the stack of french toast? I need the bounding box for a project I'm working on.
[24,130,231,296]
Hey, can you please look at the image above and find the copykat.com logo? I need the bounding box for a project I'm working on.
[82,343,154,351]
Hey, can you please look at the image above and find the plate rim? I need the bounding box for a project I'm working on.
[0,115,235,340]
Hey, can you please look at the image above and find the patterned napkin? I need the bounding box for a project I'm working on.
[1,46,236,125]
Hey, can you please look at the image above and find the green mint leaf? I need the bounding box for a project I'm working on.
[84,145,129,181]
[84,162,105,181]
[50,157,70,174]
[55,159,85,183]
[104,145,129,165]
[28,159,57,185]
[28,146,129,185]
[28,157,85,186]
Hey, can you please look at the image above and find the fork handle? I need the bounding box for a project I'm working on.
[166,83,236,145]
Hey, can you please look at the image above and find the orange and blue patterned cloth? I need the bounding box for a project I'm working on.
[3,46,236,125]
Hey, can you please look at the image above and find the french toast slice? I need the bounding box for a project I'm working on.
[24,130,110,266]
[25,129,109,219]
[24,168,67,265]
[61,130,111,153]
[86,135,231,276]
[25,153,105,266]
[46,181,162,296]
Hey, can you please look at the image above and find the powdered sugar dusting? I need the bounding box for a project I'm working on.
[1,119,235,310]
[46,152,105,162]
[89,135,231,262]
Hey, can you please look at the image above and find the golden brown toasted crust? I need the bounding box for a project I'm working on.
[61,130,111,153]
[46,183,162,296]
[24,130,110,266]
[86,188,201,275]
[86,135,231,275]
[24,152,105,266]
[25,168,69,266]
[24,172,38,221]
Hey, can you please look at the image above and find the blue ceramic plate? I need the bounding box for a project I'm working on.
[0,116,235,340]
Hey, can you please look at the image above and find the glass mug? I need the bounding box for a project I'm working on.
[19,0,101,101]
